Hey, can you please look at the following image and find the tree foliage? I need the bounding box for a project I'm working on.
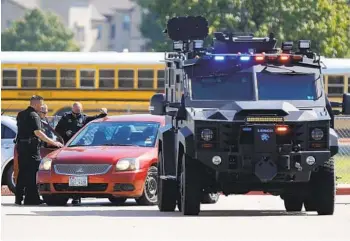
[137,0,350,57]
[1,9,80,51]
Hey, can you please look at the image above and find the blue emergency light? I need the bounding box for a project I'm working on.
[214,56,225,61]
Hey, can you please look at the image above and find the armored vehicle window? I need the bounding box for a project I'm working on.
[190,72,254,101]
[257,73,317,100]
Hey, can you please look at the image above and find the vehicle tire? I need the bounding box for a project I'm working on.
[6,164,16,194]
[135,166,158,205]
[201,193,220,204]
[42,195,69,206]
[180,155,202,216]
[108,197,127,205]
[283,195,303,212]
[157,151,177,212]
[312,158,335,215]
[304,199,316,212]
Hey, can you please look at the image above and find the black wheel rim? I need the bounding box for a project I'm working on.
[145,167,158,203]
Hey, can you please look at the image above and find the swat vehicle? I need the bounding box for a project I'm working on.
[150,16,350,216]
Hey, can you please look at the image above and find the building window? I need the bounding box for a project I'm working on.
[76,26,85,42]
[97,25,102,40]
[2,69,17,87]
[123,15,131,31]
[110,24,116,39]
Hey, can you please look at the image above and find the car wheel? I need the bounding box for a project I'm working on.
[180,155,201,215]
[6,164,16,194]
[201,193,220,204]
[157,151,177,212]
[136,166,158,205]
[108,197,127,205]
[42,195,69,206]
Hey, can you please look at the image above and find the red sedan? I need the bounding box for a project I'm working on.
[37,114,164,206]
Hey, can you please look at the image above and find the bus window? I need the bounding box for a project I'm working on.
[99,69,114,89]
[41,69,57,88]
[60,69,76,88]
[328,75,344,95]
[118,70,134,88]
[138,70,154,88]
[2,69,17,87]
[21,69,37,88]
[157,70,165,88]
[80,69,95,88]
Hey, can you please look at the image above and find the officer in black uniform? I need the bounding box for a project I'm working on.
[55,102,108,144]
[15,95,63,205]
[54,102,108,205]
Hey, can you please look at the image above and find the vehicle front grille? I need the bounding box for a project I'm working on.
[53,183,108,192]
[54,164,112,175]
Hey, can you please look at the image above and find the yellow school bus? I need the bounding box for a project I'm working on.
[1,52,349,116]
[1,51,166,116]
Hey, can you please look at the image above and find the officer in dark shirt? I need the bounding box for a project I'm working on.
[54,102,107,205]
[15,95,63,205]
[55,102,108,144]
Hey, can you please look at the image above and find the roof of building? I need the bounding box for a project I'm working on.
[91,4,106,21]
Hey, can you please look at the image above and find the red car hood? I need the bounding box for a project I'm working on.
[48,146,155,164]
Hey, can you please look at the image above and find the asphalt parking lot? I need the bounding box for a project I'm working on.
[1,195,349,241]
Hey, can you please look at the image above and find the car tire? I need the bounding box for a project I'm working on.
[157,151,177,212]
[201,193,220,204]
[42,195,69,206]
[304,199,316,212]
[108,197,127,205]
[283,195,303,212]
[180,155,201,216]
[312,158,335,215]
[6,164,16,194]
[135,166,158,206]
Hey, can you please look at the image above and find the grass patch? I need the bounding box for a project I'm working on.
[335,156,350,184]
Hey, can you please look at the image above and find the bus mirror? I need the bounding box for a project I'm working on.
[149,94,166,116]
[342,93,350,115]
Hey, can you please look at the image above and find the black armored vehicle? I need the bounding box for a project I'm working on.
[150,16,350,216]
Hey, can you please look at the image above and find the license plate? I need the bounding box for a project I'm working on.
[69,176,88,186]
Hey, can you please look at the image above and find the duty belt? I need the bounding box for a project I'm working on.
[17,138,38,143]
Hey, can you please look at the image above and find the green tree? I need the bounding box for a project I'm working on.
[137,0,350,57]
[1,9,80,51]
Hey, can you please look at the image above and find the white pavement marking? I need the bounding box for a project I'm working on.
[1,195,350,241]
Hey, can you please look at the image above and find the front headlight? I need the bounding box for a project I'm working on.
[116,158,139,171]
[311,128,324,141]
[201,129,214,141]
[39,157,52,171]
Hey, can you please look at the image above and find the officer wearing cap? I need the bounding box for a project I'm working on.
[54,102,107,205]
[15,95,63,205]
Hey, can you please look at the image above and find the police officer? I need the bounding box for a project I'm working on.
[15,96,63,205]
[39,104,53,139]
[54,102,107,204]
[55,102,108,144]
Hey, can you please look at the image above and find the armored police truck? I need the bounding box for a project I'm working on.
[150,16,350,216]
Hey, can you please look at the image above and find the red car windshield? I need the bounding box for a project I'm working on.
[68,121,160,147]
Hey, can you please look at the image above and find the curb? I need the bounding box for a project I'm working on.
[246,184,350,195]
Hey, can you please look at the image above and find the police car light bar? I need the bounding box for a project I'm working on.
[209,53,303,64]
